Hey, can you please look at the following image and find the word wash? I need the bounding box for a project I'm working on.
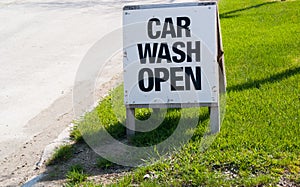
[137,16,202,92]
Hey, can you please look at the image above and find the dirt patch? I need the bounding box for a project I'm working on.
[36,142,132,186]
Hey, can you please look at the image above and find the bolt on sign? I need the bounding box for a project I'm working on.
[123,2,226,136]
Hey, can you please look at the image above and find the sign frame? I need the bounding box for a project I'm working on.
[123,2,226,137]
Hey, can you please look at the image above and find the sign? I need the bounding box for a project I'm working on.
[123,2,221,105]
[123,2,225,135]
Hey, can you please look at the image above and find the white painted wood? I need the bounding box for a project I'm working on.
[126,108,135,137]
[209,105,220,134]
[126,103,217,109]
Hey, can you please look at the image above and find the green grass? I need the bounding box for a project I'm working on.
[66,164,88,186]
[96,157,115,169]
[72,0,300,186]
[70,125,84,143]
[46,144,74,165]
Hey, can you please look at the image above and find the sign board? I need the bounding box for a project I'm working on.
[123,2,221,106]
[123,2,225,135]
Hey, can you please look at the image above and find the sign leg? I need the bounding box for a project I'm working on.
[126,107,135,138]
[219,66,226,94]
[152,108,160,114]
[209,105,220,134]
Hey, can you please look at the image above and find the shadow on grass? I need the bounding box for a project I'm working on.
[130,107,210,147]
[80,106,210,166]
[220,1,277,19]
[227,66,300,92]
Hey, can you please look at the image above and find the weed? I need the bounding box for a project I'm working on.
[96,157,114,169]
[66,169,88,185]
[46,144,73,165]
[70,125,84,143]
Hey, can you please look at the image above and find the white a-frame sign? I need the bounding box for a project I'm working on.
[123,2,226,137]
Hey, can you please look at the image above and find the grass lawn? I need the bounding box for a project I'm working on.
[69,0,299,186]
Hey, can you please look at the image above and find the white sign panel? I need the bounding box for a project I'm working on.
[123,2,219,105]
